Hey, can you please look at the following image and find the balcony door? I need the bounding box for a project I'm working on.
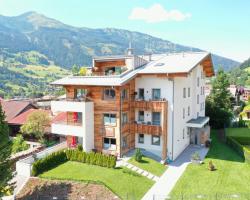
[152,89,161,100]
[152,112,161,125]
[138,88,144,100]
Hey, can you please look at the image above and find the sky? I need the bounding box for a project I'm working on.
[0,0,249,62]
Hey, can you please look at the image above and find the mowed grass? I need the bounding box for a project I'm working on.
[40,161,154,199]
[128,156,167,177]
[171,130,250,198]
[226,128,250,138]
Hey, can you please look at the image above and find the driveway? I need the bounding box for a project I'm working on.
[142,145,209,200]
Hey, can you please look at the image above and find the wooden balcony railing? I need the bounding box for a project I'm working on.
[132,99,167,111]
[134,122,162,136]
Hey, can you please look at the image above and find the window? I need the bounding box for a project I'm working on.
[183,108,185,119]
[138,111,144,122]
[121,88,128,100]
[197,77,200,87]
[188,88,191,97]
[188,106,190,116]
[183,129,185,139]
[138,134,144,144]
[122,135,128,148]
[104,88,116,100]
[75,88,87,99]
[103,113,116,125]
[103,138,116,150]
[138,88,144,100]
[197,95,199,104]
[122,112,128,126]
[183,88,186,98]
[152,89,161,100]
[152,136,160,146]
[152,112,161,125]
[197,112,199,118]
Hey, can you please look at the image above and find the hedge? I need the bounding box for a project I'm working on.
[226,136,250,164]
[32,150,67,176]
[32,149,117,176]
[231,137,250,145]
[65,149,116,168]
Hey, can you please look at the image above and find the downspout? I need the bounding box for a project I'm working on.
[171,78,175,161]
[119,88,122,158]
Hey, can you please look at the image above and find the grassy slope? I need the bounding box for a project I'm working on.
[226,128,250,137]
[171,130,250,197]
[40,161,154,199]
[128,156,167,177]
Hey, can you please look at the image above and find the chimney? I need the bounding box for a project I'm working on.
[144,52,152,61]
[127,42,134,56]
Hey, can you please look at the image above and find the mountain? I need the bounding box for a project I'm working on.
[240,57,250,69]
[0,11,239,70]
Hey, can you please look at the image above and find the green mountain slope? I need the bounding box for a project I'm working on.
[0,11,239,70]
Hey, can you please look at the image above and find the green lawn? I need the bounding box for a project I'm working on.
[40,161,154,200]
[128,156,167,177]
[226,128,250,138]
[171,130,250,199]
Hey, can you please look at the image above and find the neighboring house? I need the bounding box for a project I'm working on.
[50,50,214,161]
[0,99,37,135]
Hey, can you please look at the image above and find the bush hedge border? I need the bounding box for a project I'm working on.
[226,136,250,163]
[32,149,117,176]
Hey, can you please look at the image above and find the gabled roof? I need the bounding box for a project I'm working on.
[138,52,212,75]
[0,100,36,122]
[9,108,36,125]
[51,52,214,86]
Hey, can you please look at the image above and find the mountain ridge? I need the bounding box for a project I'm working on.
[0,11,240,70]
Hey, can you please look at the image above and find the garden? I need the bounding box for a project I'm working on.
[30,146,154,199]
[128,149,167,177]
[171,130,250,199]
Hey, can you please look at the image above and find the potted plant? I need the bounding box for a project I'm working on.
[191,152,201,165]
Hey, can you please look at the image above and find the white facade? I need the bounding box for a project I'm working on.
[51,100,94,152]
[134,75,174,159]
[133,65,207,160]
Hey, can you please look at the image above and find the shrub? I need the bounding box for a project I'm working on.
[205,140,211,148]
[32,150,67,176]
[134,148,143,162]
[77,144,83,151]
[226,136,250,164]
[65,149,116,168]
[11,134,29,154]
[208,161,215,171]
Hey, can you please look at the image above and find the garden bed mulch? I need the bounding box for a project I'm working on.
[16,177,120,200]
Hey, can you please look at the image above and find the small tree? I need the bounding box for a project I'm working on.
[11,134,29,154]
[0,104,13,197]
[206,68,233,129]
[79,67,87,76]
[134,148,143,162]
[21,110,50,141]
[71,64,79,76]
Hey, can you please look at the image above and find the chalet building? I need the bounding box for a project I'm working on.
[51,50,214,161]
[0,99,37,135]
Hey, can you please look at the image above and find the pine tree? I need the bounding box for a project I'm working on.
[206,68,233,128]
[0,104,13,197]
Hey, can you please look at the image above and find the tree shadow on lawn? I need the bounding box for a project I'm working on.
[205,131,245,163]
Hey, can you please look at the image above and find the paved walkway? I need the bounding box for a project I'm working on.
[142,145,209,200]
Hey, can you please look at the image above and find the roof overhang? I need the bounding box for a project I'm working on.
[186,117,210,128]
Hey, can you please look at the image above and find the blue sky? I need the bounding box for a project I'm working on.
[0,0,249,62]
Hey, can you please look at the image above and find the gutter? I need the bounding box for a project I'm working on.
[171,78,175,161]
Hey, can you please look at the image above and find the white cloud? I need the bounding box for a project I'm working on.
[129,4,191,23]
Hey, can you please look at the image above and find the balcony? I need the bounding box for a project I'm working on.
[51,122,85,137]
[134,122,162,136]
[132,99,167,111]
[51,99,93,113]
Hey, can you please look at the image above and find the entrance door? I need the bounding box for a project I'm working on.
[195,134,198,145]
